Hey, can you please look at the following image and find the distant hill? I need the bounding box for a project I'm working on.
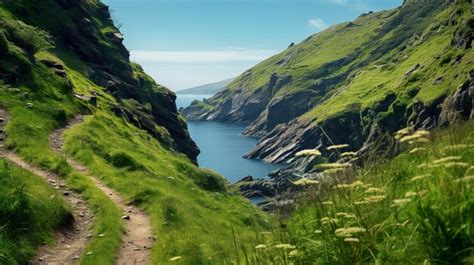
[176,78,234,95]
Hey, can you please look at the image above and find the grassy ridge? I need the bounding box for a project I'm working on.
[242,121,474,264]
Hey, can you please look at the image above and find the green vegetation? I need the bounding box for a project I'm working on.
[0,0,267,264]
[188,0,472,142]
[243,121,474,264]
[0,159,71,264]
[63,110,266,264]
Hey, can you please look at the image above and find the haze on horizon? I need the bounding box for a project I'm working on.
[102,0,402,91]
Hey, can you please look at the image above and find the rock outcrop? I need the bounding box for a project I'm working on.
[183,0,472,167]
[3,0,199,161]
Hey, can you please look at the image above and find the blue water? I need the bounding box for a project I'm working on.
[176,94,283,183]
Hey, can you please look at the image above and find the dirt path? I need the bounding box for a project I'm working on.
[50,115,153,265]
[0,109,94,265]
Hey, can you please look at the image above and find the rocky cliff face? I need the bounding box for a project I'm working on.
[184,0,473,167]
[1,0,199,161]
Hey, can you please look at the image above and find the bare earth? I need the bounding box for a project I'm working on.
[50,115,153,265]
[0,109,94,265]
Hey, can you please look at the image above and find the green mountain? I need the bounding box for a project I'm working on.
[0,0,264,264]
[176,77,234,95]
[183,0,473,164]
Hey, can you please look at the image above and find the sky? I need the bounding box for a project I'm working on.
[102,0,402,91]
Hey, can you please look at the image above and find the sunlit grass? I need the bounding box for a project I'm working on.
[241,121,474,264]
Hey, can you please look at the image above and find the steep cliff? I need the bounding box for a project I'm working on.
[183,0,473,165]
[1,0,199,161]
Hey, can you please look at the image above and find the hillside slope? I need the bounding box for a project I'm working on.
[176,77,234,95]
[0,0,265,264]
[183,0,473,165]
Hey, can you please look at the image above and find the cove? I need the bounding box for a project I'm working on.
[177,94,283,183]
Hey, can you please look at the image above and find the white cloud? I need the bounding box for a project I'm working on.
[308,18,329,31]
[130,48,276,63]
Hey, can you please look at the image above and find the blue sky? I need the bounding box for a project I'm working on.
[103,0,402,91]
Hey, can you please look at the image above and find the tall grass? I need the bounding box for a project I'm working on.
[0,159,71,264]
[239,121,474,264]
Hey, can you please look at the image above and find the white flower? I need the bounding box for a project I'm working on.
[295,149,322,157]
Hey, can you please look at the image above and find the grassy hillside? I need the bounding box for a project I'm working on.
[0,0,266,264]
[239,121,474,264]
[0,159,71,264]
[184,0,473,164]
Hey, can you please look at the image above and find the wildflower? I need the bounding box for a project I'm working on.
[411,174,430,182]
[417,163,430,168]
[410,147,425,154]
[319,163,352,169]
[323,168,344,175]
[350,181,365,188]
[442,144,472,151]
[320,217,337,224]
[336,212,357,219]
[404,191,417,197]
[344,237,360,243]
[295,149,322,157]
[411,138,430,144]
[467,166,474,175]
[354,201,369,205]
[365,195,386,203]
[432,156,462,165]
[341,152,357,157]
[365,187,385,193]
[169,256,182,261]
[415,130,430,136]
[255,244,267,250]
[400,134,424,143]
[395,127,413,139]
[289,250,299,257]
[327,144,350,151]
[293,178,320,186]
[454,176,474,183]
[444,162,470,168]
[335,183,351,189]
[274,243,296,249]
[392,198,411,206]
[322,201,334,205]
[314,230,323,234]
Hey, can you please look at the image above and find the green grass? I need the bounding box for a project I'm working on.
[0,4,124,263]
[62,110,268,264]
[244,121,474,264]
[188,0,472,140]
[0,1,269,264]
[0,159,71,264]
[303,1,473,122]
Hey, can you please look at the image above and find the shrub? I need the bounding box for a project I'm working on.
[109,151,143,170]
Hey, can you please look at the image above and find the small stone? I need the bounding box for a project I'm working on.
[74,255,80,260]
[86,233,92,238]
[79,212,85,217]
[63,191,70,196]
[133,248,142,251]
[121,215,130,220]
[26,102,34,108]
